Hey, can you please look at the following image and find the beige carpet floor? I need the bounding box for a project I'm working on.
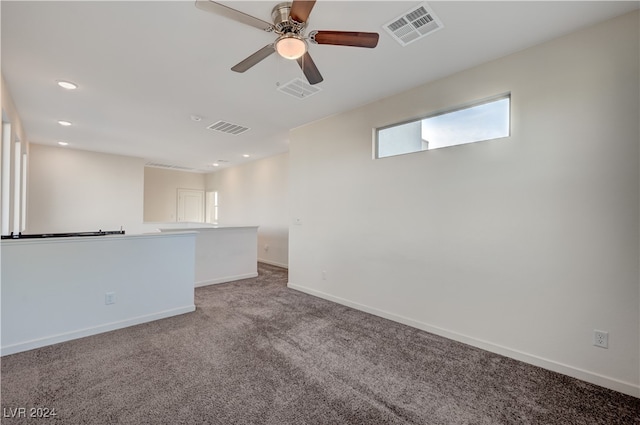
[1,263,639,424]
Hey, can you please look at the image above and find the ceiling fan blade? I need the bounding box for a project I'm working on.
[195,0,274,32]
[311,31,379,48]
[296,52,323,85]
[289,0,316,23]
[231,44,275,73]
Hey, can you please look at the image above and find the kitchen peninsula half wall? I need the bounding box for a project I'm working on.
[1,224,258,356]
[155,224,258,287]
[1,231,197,356]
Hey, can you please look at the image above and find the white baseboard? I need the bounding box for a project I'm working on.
[1,305,196,357]
[258,259,289,269]
[195,272,258,288]
[288,283,640,398]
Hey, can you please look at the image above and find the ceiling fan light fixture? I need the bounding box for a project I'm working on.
[275,35,307,60]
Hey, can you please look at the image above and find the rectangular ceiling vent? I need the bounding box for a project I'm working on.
[145,162,196,171]
[207,120,250,135]
[277,78,321,100]
[383,2,443,47]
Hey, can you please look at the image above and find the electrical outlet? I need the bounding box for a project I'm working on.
[264,244,269,252]
[322,270,327,280]
[593,330,608,348]
[105,292,116,305]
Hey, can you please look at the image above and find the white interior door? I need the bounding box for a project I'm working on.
[177,189,204,223]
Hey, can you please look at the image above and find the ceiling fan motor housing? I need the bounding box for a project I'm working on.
[272,2,305,34]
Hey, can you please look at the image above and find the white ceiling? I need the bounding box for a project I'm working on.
[2,1,637,172]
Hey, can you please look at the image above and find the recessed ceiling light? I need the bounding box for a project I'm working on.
[212,163,219,167]
[58,120,72,126]
[58,141,69,146]
[57,80,77,90]
[191,115,202,122]
[242,154,250,158]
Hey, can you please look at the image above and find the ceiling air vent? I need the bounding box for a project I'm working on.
[277,78,321,100]
[207,120,250,135]
[383,2,443,47]
[145,162,196,171]
[171,165,197,171]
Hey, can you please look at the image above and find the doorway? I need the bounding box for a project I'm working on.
[177,189,204,223]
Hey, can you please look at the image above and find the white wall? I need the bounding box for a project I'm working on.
[160,226,258,287]
[144,166,205,222]
[1,232,196,355]
[206,153,289,268]
[27,144,145,234]
[288,11,639,397]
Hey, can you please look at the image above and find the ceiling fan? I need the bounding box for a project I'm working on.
[195,0,380,85]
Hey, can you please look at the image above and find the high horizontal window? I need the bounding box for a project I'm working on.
[375,94,510,159]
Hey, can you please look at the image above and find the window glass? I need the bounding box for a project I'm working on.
[376,95,510,158]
